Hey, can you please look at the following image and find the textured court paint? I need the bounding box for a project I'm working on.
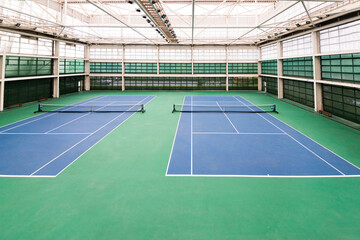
[0,91,360,239]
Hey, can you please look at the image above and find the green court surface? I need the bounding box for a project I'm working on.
[1,91,360,239]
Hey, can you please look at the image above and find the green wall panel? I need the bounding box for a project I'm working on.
[321,53,360,83]
[261,60,277,75]
[159,63,192,74]
[60,59,85,74]
[5,56,53,78]
[228,63,258,74]
[283,57,313,78]
[193,63,226,74]
[125,63,157,74]
[90,62,122,73]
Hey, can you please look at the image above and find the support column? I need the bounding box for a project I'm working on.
[312,31,323,111]
[225,46,229,91]
[191,45,194,75]
[53,40,60,98]
[122,45,125,91]
[0,54,5,111]
[157,45,160,75]
[258,47,262,91]
[277,42,284,99]
[84,45,90,91]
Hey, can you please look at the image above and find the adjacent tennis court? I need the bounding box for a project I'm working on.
[0,95,154,177]
[167,96,360,177]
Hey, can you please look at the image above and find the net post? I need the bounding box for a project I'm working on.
[141,104,145,113]
[172,104,176,113]
[273,104,278,113]
[34,104,42,113]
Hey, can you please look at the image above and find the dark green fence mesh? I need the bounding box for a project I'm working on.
[60,59,85,74]
[261,60,278,75]
[193,63,226,74]
[283,57,313,78]
[125,63,157,74]
[262,76,278,95]
[321,53,360,83]
[90,76,226,90]
[323,84,360,123]
[228,77,258,90]
[228,63,258,74]
[90,76,122,90]
[4,78,53,107]
[90,62,122,73]
[159,63,192,74]
[284,79,314,107]
[60,76,84,95]
[5,56,53,78]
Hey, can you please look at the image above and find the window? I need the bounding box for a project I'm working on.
[319,20,360,53]
[261,44,277,60]
[283,34,312,57]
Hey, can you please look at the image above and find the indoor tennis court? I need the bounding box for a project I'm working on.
[0,0,360,239]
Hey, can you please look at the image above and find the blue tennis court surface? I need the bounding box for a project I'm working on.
[0,95,154,177]
[167,96,360,177]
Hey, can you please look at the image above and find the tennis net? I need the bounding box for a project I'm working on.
[172,104,277,113]
[35,104,145,113]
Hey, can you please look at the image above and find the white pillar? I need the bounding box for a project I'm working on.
[53,40,60,98]
[157,45,160,75]
[258,47,262,91]
[312,31,323,111]
[84,45,90,91]
[277,42,283,99]
[0,54,5,111]
[225,45,229,91]
[191,45,194,75]
[122,45,125,91]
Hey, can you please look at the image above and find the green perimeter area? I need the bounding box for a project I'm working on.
[0,90,360,239]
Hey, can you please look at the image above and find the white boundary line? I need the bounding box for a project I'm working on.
[0,174,56,178]
[165,96,186,176]
[233,96,345,176]
[216,101,239,134]
[54,96,156,177]
[30,96,152,176]
[192,132,286,135]
[0,133,92,135]
[165,174,360,178]
[0,96,107,133]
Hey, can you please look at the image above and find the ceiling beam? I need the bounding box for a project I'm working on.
[32,0,90,23]
[85,0,156,44]
[191,0,195,44]
[230,1,299,44]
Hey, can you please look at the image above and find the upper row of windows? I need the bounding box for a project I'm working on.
[261,19,360,60]
[0,19,359,60]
